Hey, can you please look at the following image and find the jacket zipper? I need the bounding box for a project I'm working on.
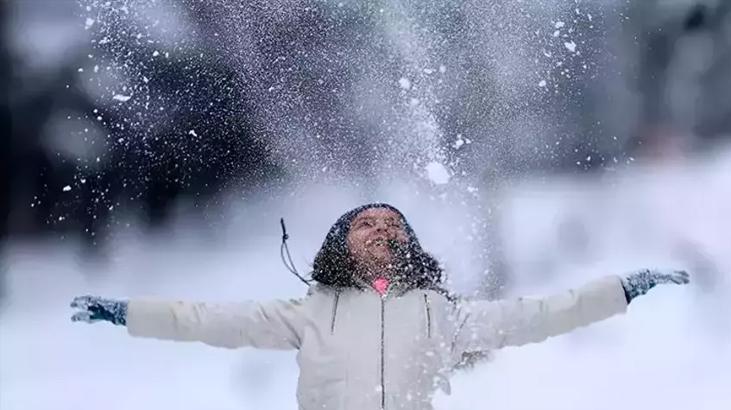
[330,292,340,334]
[380,296,386,410]
[423,293,432,338]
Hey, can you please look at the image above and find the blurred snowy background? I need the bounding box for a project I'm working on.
[1,0,730,409]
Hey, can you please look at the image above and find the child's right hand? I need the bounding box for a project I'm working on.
[70,295,128,326]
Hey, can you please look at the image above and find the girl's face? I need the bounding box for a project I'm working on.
[346,207,409,272]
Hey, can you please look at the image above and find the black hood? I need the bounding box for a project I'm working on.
[311,203,445,291]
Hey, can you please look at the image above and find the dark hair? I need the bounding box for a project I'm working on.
[311,203,449,294]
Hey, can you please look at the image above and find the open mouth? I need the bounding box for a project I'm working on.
[367,238,390,248]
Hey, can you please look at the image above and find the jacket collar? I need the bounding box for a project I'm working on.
[351,274,413,297]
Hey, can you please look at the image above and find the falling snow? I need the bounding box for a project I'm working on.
[425,162,450,185]
[112,94,132,102]
[398,77,412,90]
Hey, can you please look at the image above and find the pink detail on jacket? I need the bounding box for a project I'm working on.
[372,277,389,295]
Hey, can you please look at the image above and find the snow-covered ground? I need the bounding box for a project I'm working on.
[1,151,730,410]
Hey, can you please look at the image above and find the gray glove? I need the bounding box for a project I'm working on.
[70,295,128,326]
[621,269,690,303]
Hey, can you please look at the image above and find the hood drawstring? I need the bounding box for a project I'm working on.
[330,291,340,334]
[280,218,311,286]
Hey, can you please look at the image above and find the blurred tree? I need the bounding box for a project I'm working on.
[625,0,731,153]
[0,0,9,242]
[4,0,283,251]
[1,0,10,299]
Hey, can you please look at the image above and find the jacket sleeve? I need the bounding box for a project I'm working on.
[452,275,627,354]
[125,297,306,350]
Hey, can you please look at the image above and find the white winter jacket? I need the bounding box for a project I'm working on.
[126,275,628,410]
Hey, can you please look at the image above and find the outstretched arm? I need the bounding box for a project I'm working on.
[71,295,306,350]
[453,269,689,354]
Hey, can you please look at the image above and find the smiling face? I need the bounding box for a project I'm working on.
[346,207,409,275]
